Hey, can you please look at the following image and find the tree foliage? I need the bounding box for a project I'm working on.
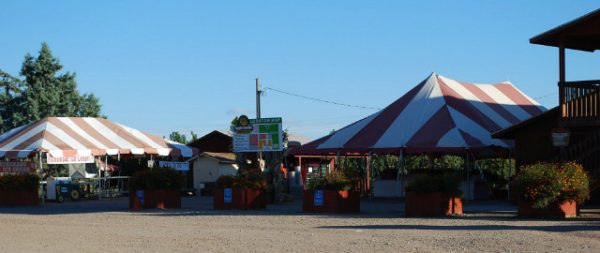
[168,131,198,144]
[0,43,101,133]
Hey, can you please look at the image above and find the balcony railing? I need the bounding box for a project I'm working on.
[560,80,600,126]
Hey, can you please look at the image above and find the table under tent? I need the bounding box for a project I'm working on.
[290,73,546,200]
[0,117,198,203]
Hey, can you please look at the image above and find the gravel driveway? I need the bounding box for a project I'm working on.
[0,197,598,252]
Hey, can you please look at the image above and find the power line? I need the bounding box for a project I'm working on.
[264,87,382,110]
[533,92,557,100]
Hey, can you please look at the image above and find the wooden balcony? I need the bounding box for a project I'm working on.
[559,80,600,127]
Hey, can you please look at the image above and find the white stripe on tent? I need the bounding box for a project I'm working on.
[45,122,89,150]
[375,76,444,148]
[165,139,193,157]
[476,85,532,121]
[0,123,31,143]
[437,128,467,147]
[1,122,48,150]
[59,117,109,149]
[447,107,507,147]
[440,76,512,128]
[83,118,139,149]
[317,111,381,149]
[117,123,165,149]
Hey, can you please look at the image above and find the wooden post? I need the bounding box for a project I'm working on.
[559,45,566,118]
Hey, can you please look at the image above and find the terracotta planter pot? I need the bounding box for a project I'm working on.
[302,190,360,213]
[0,190,39,207]
[405,191,463,217]
[518,200,577,218]
[129,189,181,210]
[213,188,266,210]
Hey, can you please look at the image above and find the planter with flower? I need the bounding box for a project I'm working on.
[405,174,463,216]
[512,162,589,218]
[213,172,268,210]
[0,173,40,207]
[129,167,184,209]
[303,171,360,213]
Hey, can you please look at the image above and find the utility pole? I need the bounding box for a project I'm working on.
[256,78,263,170]
[256,78,261,119]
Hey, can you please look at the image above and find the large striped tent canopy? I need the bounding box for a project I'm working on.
[292,73,546,155]
[0,117,197,158]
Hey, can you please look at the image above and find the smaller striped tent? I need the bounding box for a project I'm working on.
[0,117,197,158]
[292,73,546,155]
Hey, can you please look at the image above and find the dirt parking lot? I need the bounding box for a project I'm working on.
[0,197,599,253]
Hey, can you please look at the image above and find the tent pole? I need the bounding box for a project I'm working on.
[39,151,44,206]
[98,156,102,200]
[507,150,512,201]
[465,149,470,201]
[396,149,404,197]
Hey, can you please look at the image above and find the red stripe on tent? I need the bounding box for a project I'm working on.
[47,118,99,149]
[98,119,149,148]
[62,150,78,157]
[458,129,484,147]
[144,147,158,155]
[43,132,77,150]
[494,83,544,116]
[70,118,121,149]
[438,77,502,132]
[4,131,44,158]
[406,106,456,147]
[344,78,427,149]
[290,134,332,155]
[460,84,521,125]
[0,118,47,147]
[92,149,106,156]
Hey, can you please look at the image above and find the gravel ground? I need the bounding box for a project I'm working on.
[0,197,599,253]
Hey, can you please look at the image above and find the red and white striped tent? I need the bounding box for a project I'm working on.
[292,73,546,155]
[0,117,198,158]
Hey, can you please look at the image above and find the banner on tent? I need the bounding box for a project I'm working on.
[158,161,189,171]
[46,154,95,164]
[0,161,36,173]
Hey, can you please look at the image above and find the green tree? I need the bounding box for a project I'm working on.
[169,131,188,144]
[0,42,102,133]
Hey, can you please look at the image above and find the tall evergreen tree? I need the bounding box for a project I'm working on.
[0,42,102,133]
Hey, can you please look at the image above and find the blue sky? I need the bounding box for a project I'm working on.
[1,1,599,142]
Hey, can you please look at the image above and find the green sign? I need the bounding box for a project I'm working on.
[233,116,283,152]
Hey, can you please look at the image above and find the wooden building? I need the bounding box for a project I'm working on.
[494,8,600,202]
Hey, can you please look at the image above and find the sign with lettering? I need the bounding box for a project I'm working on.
[232,116,283,153]
[0,161,36,173]
[46,154,95,164]
[224,188,233,204]
[314,190,324,206]
[158,161,189,171]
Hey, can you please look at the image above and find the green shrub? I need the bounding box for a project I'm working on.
[130,167,184,191]
[512,162,589,209]
[405,174,461,194]
[306,171,354,191]
[0,173,40,191]
[215,172,268,190]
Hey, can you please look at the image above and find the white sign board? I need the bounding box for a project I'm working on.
[158,161,189,171]
[46,154,95,164]
[232,116,283,153]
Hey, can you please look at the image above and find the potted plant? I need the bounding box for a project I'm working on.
[512,162,589,218]
[0,173,40,206]
[129,167,184,209]
[303,171,360,213]
[404,174,462,216]
[213,172,268,210]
